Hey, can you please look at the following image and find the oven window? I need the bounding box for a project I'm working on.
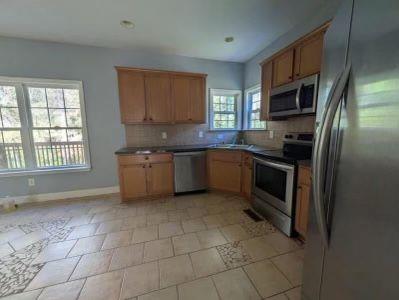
[255,163,287,201]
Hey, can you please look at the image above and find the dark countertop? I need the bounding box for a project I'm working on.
[115,144,274,155]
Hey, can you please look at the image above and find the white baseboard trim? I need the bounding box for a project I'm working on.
[0,186,120,205]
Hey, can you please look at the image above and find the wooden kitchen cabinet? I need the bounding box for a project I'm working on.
[116,67,206,125]
[294,32,324,79]
[144,73,172,123]
[241,152,253,200]
[172,76,206,123]
[117,70,146,123]
[260,61,273,121]
[272,49,294,87]
[118,153,174,201]
[207,150,242,193]
[295,165,311,239]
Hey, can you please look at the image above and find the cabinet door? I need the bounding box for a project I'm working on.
[242,164,252,200]
[272,49,294,87]
[294,33,324,79]
[295,184,310,237]
[209,160,242,193]
[260,61,273,120]
[119,164,148,200]
[172,76,191,122]
[117,70,146,123]
[189,77,206,123]
[148,161,174,196]
[145,73,172,123]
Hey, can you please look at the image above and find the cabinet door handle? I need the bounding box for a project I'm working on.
[142,165,146,168]
[149,117,153,121]
[143,117,147,121]
[145,156,149,160]
[149,164,152,168]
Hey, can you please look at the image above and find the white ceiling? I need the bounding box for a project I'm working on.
[0,0,329,62]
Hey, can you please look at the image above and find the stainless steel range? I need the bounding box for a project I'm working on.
[252,133,313,236]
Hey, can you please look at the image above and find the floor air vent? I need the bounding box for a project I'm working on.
[243,209,263,222]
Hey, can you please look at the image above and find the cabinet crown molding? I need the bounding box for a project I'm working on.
[115,66,207,78]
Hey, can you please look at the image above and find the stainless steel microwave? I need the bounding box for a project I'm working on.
[269,74,319,118]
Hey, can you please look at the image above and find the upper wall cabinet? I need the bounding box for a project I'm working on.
[260,23,329,119]
[116,67,207,125]
[172,75,206,123]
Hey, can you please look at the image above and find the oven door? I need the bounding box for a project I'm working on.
[252,157,295,216]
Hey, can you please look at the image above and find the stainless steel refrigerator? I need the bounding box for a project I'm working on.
[302,0,399,299]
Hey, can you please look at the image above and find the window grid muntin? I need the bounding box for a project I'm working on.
[210,89,242,130]
[246,87,266,130]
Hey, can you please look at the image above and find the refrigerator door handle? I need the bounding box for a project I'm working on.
[312,63,351,247]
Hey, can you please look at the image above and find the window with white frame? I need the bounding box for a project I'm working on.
[0,77,90,175]
[244,85,266,130]
[209,89,242,130]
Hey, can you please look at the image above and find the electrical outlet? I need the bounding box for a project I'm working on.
[198,131,204,138]
[28,178,35,187]
[269,130,274,139]
[161,132,167,139]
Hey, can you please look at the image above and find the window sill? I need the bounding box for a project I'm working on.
[0,166,91,178]
[208,128,241,132]
[242,128,267,132]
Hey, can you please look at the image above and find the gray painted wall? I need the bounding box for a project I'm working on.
[0,36,243,198]
[244,1,341,88]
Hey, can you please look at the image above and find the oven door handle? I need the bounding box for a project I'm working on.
[312,63,351,247]
[253,157,294,172]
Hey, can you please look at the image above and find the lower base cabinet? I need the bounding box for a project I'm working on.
[118,153,174,201]
[295,165,311,238]
[241,152,253,200]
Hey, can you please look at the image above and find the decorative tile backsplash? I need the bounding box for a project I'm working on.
[244,116,315,149]
[125,124,237,147]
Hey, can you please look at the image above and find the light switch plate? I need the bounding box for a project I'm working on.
[198,131,204,138]
[161,132,167,139]
[28,178,35,186]
[269,130,274,139]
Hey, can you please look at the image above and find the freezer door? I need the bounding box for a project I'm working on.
[302,0,353,299]
[319,0,399,299]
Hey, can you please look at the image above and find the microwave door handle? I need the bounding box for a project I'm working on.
[295,83,304,111]
[312,63,351,248]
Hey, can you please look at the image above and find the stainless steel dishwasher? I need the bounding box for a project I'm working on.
[174,151,207,193]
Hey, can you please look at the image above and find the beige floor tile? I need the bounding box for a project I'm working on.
[178,277,219,300]
[262,232,300,255]
[202,214,228,229]
[0,228,26,244]
[26,257,79,290]
[244,259,292,298]
[1,289,43,300]
[10,230,51,251]
[212,268,261,300]
[109,243,144,271]
[67,224,98,240]
[0,242,15,259]
[38,279,84,300]
[31,240,76,265]
[68,235,105,257]
[158,222,183,238]
[196,228,227,248]
[159,254,195,288]
[143,238,174,262]
[222,211,251,225]
[182,218,207,233]
[66,215,92,227]
[271,250,304,287]
[285,286,301,300]
[167,209,189,222]
[115,207,137,218]
[90,211,117,224]
[220,224,250,242]
[70,250,113,280]
[79,270,123,300]
[138,286,178,300]
[121,215,147,230]
[95,219,123,235]
[187,207,208,219]
[120,261,159,299]
[172,233,202,255]
[206,204,226,215]
[132,226,158,244]
[102,230,132,250]
[147,212,169,225]
[190,247,226,278]
[241,236,278,261]
[266,293,288,300]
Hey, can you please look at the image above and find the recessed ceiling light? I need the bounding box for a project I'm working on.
[120,20,135,29]
[224,36,234,43]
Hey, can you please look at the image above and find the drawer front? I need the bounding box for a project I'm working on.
[208,150,242,163]
[118,153,172,165]
[298,166,311,186]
